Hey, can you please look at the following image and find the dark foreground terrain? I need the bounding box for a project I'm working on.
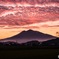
[0,48,59,59]
[0,38,59,59]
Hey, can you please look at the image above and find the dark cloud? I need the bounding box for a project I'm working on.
[0,6,9,10]
[0,0,59,3]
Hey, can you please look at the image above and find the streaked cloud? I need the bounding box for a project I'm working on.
[23,20,59,27]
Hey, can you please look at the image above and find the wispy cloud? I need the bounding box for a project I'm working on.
[23,20,59,27]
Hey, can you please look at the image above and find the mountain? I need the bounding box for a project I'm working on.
[5,30,56,39]
[0,30,56,43]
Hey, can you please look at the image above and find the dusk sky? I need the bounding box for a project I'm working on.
[0,0,59,39]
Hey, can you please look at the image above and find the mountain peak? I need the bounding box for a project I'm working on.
[27,29,34,32]
[5,30,56,39]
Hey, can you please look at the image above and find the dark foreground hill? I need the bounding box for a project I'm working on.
[0,38,59,50]
[41,38,59,46]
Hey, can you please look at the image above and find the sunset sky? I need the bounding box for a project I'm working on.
[0,0,59,39]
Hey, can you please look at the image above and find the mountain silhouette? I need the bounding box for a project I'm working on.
[0,30,56,43]
[5,29,56,39]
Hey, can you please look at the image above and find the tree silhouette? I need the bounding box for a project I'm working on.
[56,32,59,37]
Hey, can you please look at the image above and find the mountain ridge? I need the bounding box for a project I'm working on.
[5,29,56,39]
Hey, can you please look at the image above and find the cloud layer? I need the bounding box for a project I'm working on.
[0,0,59,28]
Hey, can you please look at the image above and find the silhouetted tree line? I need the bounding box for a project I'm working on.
[0,38,59,50]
